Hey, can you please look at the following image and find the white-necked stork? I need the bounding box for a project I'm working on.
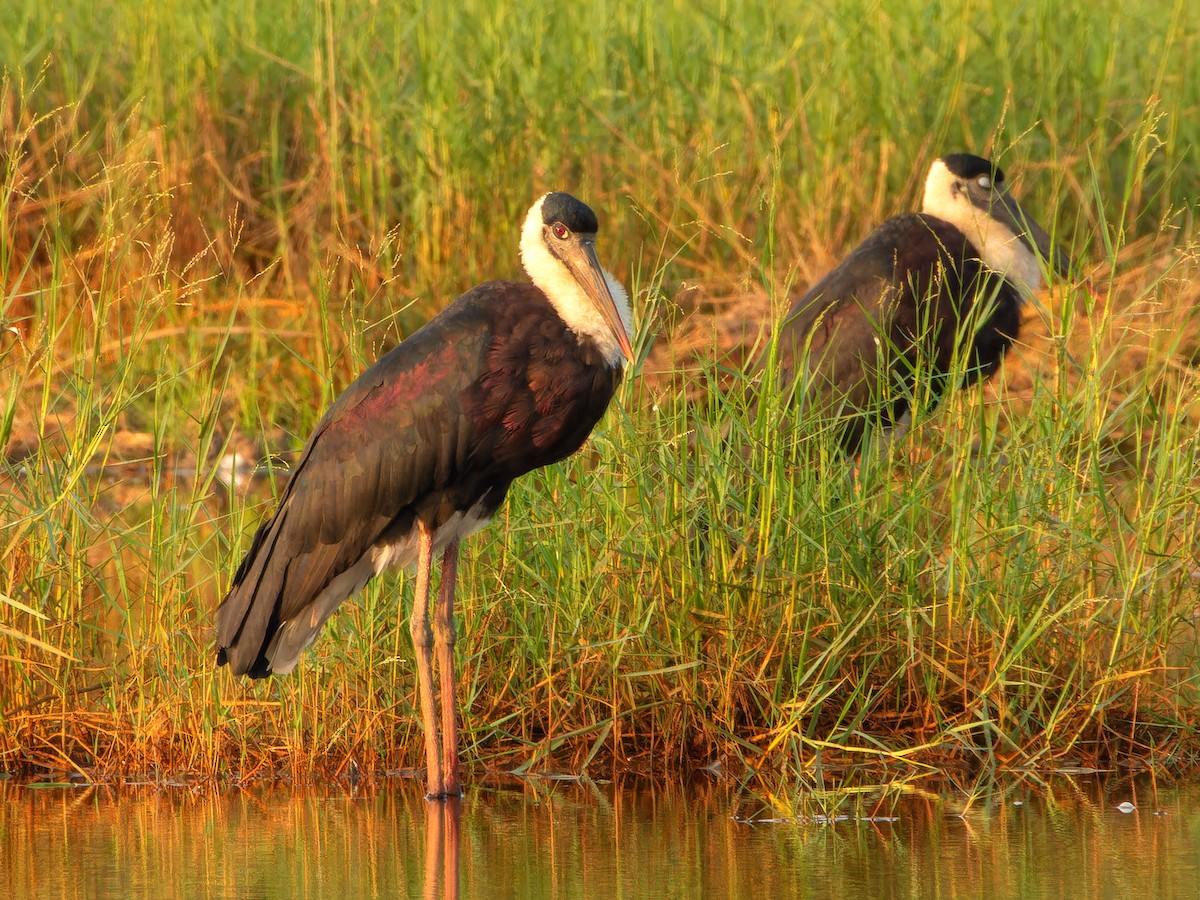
[778,153,1076,455]
[215,191,633,798]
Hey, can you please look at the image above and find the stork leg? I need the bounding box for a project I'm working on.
[433,539,462,797]
[410,520,444,798]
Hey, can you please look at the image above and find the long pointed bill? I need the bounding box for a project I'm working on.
[993,190,1073,280]
[565,238,634,361]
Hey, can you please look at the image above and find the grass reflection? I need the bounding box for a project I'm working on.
[1,776,1198,899]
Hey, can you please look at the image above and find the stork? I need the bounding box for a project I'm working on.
[778,153,1076,455]
[215,191,633,799]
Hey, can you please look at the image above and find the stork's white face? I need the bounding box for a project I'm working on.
[921,158,1067,299]
[519,192,633,367]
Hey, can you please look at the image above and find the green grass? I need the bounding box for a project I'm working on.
[1,0,1199,785]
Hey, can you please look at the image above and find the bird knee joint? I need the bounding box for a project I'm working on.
[434,618,456,645]
[410,621,434,650]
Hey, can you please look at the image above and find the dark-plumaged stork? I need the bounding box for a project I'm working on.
[778,153,1076,455]
[215,191,633,798]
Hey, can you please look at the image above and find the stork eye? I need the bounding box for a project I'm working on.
[977,175,992,189]
[552,223,569,240]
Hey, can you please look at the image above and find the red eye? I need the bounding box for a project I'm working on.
[552,223,569,239]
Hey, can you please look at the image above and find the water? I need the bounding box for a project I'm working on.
[3,776,1198,899]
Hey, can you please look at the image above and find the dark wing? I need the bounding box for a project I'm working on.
[781,218,909,346]
[778,215,993,452]
[216,290,495,676]
[465,308,624,475]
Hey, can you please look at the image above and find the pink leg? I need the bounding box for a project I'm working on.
[409,520,443,798]
[433,539,462,796]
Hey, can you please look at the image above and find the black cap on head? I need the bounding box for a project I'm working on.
[541,192,600,234]
[941,153,1006,185]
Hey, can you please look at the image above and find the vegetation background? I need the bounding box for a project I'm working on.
[1,0,1197,788]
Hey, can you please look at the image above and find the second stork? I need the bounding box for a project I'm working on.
[778,153,1076,455]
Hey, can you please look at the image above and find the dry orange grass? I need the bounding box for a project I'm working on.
[3,17,1199,782]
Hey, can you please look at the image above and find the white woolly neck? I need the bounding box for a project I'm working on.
[921,159,1044,299]
[519,194,632,368]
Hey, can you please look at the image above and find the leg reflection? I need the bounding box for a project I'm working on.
[423,799,443,900]
[443,797,461,900]
[424,795,462,900]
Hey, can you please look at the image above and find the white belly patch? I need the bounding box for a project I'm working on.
[370,499,495,576]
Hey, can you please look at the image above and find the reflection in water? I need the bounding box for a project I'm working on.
[2,776,1199,898]
[425,798,461,900]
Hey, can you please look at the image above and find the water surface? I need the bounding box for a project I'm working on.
[3,775,1198,898]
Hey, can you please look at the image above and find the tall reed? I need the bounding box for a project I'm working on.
[1,0,1197,783]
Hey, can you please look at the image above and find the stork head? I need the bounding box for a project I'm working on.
[520,192,633,366]
[921,153,1073,298]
